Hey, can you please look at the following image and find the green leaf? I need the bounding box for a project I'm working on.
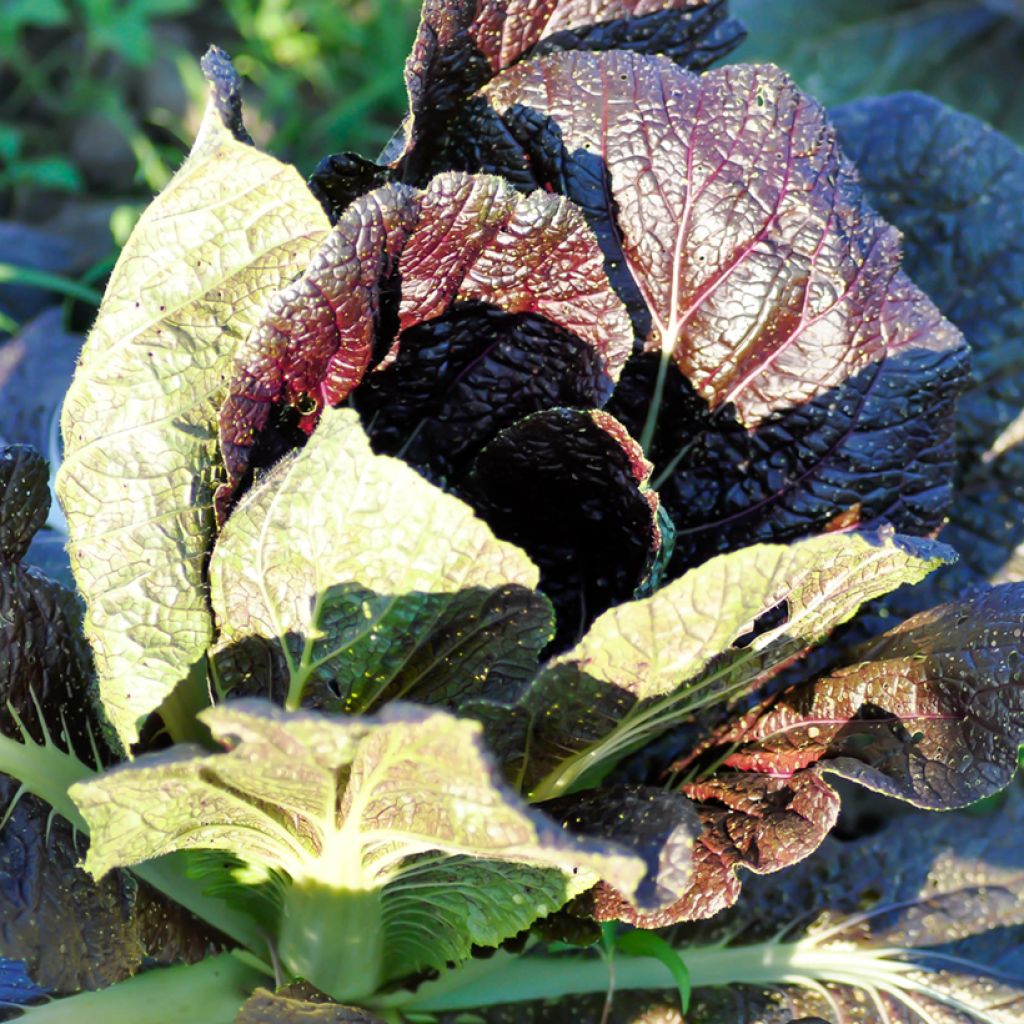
[730,0,1024,144]
[498,529,954,800]
[210,406,552,713]
[0,446,51,562]
[379,855,592,984]
[615,931,691,1013]
[56,55,329,749]
[11,952,267,1024]
[71,700,649,997]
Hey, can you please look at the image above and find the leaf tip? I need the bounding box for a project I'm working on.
[199,44,254,146]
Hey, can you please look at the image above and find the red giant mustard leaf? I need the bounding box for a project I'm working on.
[218,172,632,517]
[404,0,743,132]
[548,579,1024,928]
[717,584,1024,808]
[308,0,744,210]
[581,768,839,926]
[585,583,1024,928]
[461,52,970,573]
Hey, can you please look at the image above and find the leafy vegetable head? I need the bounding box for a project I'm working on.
[5,3,1024,1021]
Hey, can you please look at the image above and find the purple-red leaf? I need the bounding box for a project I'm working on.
[218,173,631,516]
[461,408,660,647]
[588,582,1024,927]
[397,1,743,173]
[578,768,839,926]
[717,584,1024,809]
[465,52,969,571]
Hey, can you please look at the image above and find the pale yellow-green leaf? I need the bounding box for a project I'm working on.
[57,83,329,749]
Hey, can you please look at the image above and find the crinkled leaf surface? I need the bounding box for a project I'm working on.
[576,580,1024,927]
[494,529,952,800]
[218,172,631,509]
[379,854,595,983]
[211,407,552,713]
[396,0,744,172]
[72,700,652,984]
[0,792,221,998]
[731,0,1024,144]
[73,699,646,891]
[719,584,1024,809]
[0,445,95,764]
[464,52,968,572]
[56,53,329,749]
[579,767,840,927]
[0,446,50,564]
[462,408,660,649]
[832,93,1024,608]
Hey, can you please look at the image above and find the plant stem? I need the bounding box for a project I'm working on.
[131,853,267,954]
[379,939,924,1013]
[639,347,674,454]
[0,732,91,832]
[278,880,385,1003]
[14,953,267,1023]
[155,657,214,746]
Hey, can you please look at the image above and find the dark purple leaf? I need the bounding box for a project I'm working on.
[832,93,1024,612]
[715,585,1024,809]
[461,407,660,647]
[544,785,700,909]
[219,173,631,517]
[578,768,839,926]
[354,303,613,482]
[464,53,969,572]
[0,445,94,760]
[307,152,396,224]
[0,790,221,997]
[397,1,744,174]
[0,447,50,565]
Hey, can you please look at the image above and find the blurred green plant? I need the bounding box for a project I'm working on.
[1,0,421,222]
[224,0,422,166]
